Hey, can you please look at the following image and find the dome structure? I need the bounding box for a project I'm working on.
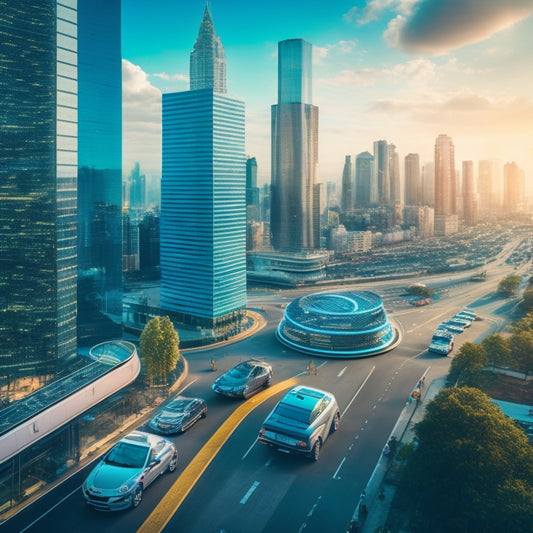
[276,290,398,357]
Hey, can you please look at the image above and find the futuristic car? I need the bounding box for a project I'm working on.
[258,385,340,461]
[148,396,207,435]
[82,430,177,511]
[212,359,273,399]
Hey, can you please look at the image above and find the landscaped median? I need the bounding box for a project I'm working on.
[137,377,299,533]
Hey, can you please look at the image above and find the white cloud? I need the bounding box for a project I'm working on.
[343,0,417,25]
[152,72,189,83]
[313,40,358,64]
[122,60,162,175]
[384,0,533,55]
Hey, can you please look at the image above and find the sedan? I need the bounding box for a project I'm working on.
[148,396,207,435]
[258,385,340,461]
[82,430,177,511]
[212,359,273,399]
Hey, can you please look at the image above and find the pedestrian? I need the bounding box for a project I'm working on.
[210,358,217,371]
[307,360,317,375]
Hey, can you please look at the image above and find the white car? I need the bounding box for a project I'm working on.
[82,430,177,511]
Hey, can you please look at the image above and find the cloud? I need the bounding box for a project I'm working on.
[313,40,358,64]
[319,58,436,87]
[368,91,533,135]
[122,60,162,174]
[152,72,189,83]
[343,0,417,25]
[384,0,533,55]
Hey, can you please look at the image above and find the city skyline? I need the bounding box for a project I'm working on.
[122,0,533,188]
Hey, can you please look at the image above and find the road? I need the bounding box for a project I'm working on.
[2,256,523,533]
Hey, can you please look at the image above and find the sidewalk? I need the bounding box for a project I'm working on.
[348,376,447,533]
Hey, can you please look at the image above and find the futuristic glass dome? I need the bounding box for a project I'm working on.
[277,290,397,357]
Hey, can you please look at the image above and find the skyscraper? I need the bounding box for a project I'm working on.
[373,140,390,206]
[434,134,457,235]
[462,161,477,226]
[0,1,78,379]
[271,38,319,252]
[77,0,123,335]
[341,155,354,212]
[503,161,526,213]
[405,153,421,206]
[355,151,375,207]
[160,6,246,328]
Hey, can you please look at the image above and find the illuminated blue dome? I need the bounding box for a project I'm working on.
[277,290,397,357]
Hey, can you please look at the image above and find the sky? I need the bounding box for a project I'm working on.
[121,0,533,190]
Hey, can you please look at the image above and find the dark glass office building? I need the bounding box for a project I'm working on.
[77,0,122,339]
[0,1,79,378]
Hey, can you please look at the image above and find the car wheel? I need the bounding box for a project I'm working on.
[264,375,272,387]
[310,439,321,461]
[330,413,340,434]
[201,407,207,418]
[132,485,143,508]
[168,454,178,473]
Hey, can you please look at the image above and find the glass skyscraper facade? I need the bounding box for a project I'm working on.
[77,0,122,337]
[161,9,246,328]
[0,0,78,378]
[271,39,319,252]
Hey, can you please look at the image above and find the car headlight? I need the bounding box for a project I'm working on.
[119,484,131,493]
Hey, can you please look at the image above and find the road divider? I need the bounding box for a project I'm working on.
[137,377,299,533]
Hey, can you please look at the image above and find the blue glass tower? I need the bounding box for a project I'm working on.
[0,0,78,377]
[271,39,319,252]
[161,7,246,328]
[77,0,122,338]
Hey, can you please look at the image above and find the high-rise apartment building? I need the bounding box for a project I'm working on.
[161,6,246,328]
[478,159,500,214]
[373,140,390,206]
[503,161,526,213]
[405,153,421,206]
[421,162,435,206]
[462,161,477,226]
[271,38,319,252]
[389,144,400,207]
[0,1,79,379]
[355,151,375,207]
[434,134,457,235]
[341,155,354,212]
[77,0,123,333]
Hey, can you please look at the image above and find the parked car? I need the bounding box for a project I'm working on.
[82,430,177,511]
[148,396,207,435]
[439,322,464,334]
[212,359,273,399]
[258,385,340,461]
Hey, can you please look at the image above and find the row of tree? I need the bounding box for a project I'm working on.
[395,277,533,532]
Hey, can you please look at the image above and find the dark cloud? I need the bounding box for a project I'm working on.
[386,0,533,54]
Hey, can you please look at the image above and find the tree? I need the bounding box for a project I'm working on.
[401,387,533,533]
[481,333,511,366]
[447,342,487,387]
[407,283,434,298]
[139,316,181,385]
[519,289,533,314]
[509,330,533,372]
[512,312,533,334]
[497,274,521,297]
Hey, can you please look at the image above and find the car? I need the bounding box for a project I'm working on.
[258,385,340,461]
[212,359,273,399]
[148,396,207,435]
[439,322,464,334]
[82,430,177,511]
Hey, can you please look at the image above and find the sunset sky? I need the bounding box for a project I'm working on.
[122,0,533,190]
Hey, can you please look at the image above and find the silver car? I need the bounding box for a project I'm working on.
[82,430,177,511]
[258,385,340,461]
[148,396,207,435]
[212,359,273,399]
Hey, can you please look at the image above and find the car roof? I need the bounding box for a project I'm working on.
[281,386,333,410]
[123,430,166,448]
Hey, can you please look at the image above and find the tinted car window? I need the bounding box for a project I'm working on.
[106,442,149,468]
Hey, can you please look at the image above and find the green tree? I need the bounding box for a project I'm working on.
[509,330,533,372]
[512,312,533,334]
[139,316,181,385]
[497,274,521,297]
[447,342,487,387]
[401,387,533,533]
[481,333,511,366]
[519,288,533,314]
[407,283,434,298]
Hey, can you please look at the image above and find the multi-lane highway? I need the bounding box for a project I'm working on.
[2,257,523,533]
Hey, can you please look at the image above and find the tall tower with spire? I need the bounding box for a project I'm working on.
[160,6,246,330]
[190,5,226,93]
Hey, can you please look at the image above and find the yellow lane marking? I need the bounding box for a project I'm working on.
[137,377,299,533]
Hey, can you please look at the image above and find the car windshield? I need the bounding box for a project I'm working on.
[227,363,254,379]
[105,441,150,469]
[275,403,313,424]
[165,399,191,413]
